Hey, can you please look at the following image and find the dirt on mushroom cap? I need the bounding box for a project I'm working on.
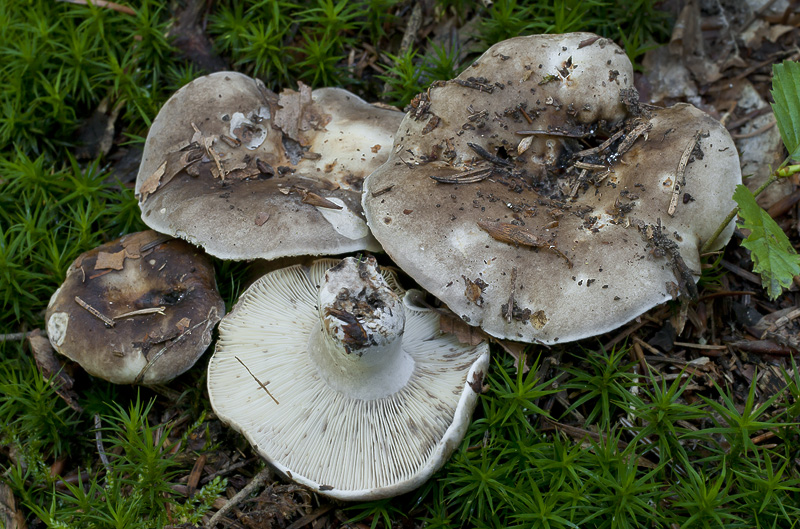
[362,33,741,345]
[45,230,224,385]
[136,72,403,261]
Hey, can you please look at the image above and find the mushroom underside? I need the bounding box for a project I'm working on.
[208,259,489,500]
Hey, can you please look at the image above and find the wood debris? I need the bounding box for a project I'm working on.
[439,312,486,346]
[277,186,342,209]
[138,161,166,202]
[530,309,548,330]
[140,146,204,203]
[58,0,134,14]
[273,82,322,144]
[503,267,518,324]
[94,250,126,271]
[74,296,115,327]
[572,128,626,159]
[616,120,651,156]
[422,115,440,134]
[429,166,493,184]
[121,231,171,258]
[493,339,529,372]
[454,77,494,92]
[300,191,343,210]
[641,220,698,300]
[467,142,513,167]
[668,130,702,216]
[192,122,226,180]
[236,356,279,405]
[478,220,573,268]
[517,135,534,155]
[114,306,166,320]
[255,212,271,226]
[28,329,83,412]
[0,482,26,529]
[207,466,274,528]
[463,276,487,306]
[573,161,608,171]
[371,184,394,197]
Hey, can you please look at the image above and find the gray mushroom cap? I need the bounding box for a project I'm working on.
[207,257,489,500]
[362,33,741,344]
[136,72,403,260]
[45,231,224,385]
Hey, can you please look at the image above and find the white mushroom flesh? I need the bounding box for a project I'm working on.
[315,198,371,240]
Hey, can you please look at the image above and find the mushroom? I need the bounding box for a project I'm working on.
[207,257,489,500]
[136,72,404,260]
[362,33,741,344]
[46,230,224,385]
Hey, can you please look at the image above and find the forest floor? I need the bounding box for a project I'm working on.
[3,1,800,528]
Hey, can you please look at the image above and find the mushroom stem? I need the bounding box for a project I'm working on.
[308,257,414,400]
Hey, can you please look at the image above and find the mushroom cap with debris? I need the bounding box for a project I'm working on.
[362,33,741,344]
[46,231,224,385]
[136,72,404,260]
[207,257,489,500]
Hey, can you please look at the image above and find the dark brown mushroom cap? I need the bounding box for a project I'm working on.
[45,231,224,384]
[363,34,741,344]
[136,72,403,260]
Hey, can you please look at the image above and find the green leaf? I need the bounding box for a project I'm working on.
[771,61,800,161]
[733,185,800,299]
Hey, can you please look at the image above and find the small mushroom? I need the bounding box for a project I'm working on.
[45,230,224,385]
[207,257,489,500]
[135,72,403,260]
[362,33,741,344]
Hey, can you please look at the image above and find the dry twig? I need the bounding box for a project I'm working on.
[207,466,273,528]
[668,130,701,217]
[94,414,111,474]
[58,0,135,15]
[0,331,33,342]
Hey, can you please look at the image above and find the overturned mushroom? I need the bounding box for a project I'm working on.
[136,72,404,260]
[207,257,489,500]
[46,231,224,385]
[363,33,741,344]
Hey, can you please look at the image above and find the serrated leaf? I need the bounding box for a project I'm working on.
[733,185,800,299]
[771,61,800,161]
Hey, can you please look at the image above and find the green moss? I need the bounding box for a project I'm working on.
[4,2,798,528]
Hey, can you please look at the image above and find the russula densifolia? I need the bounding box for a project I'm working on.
[46,230,224,384]
[207,257,489,500]
[136,72,404,260]
[362,33,741,344]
